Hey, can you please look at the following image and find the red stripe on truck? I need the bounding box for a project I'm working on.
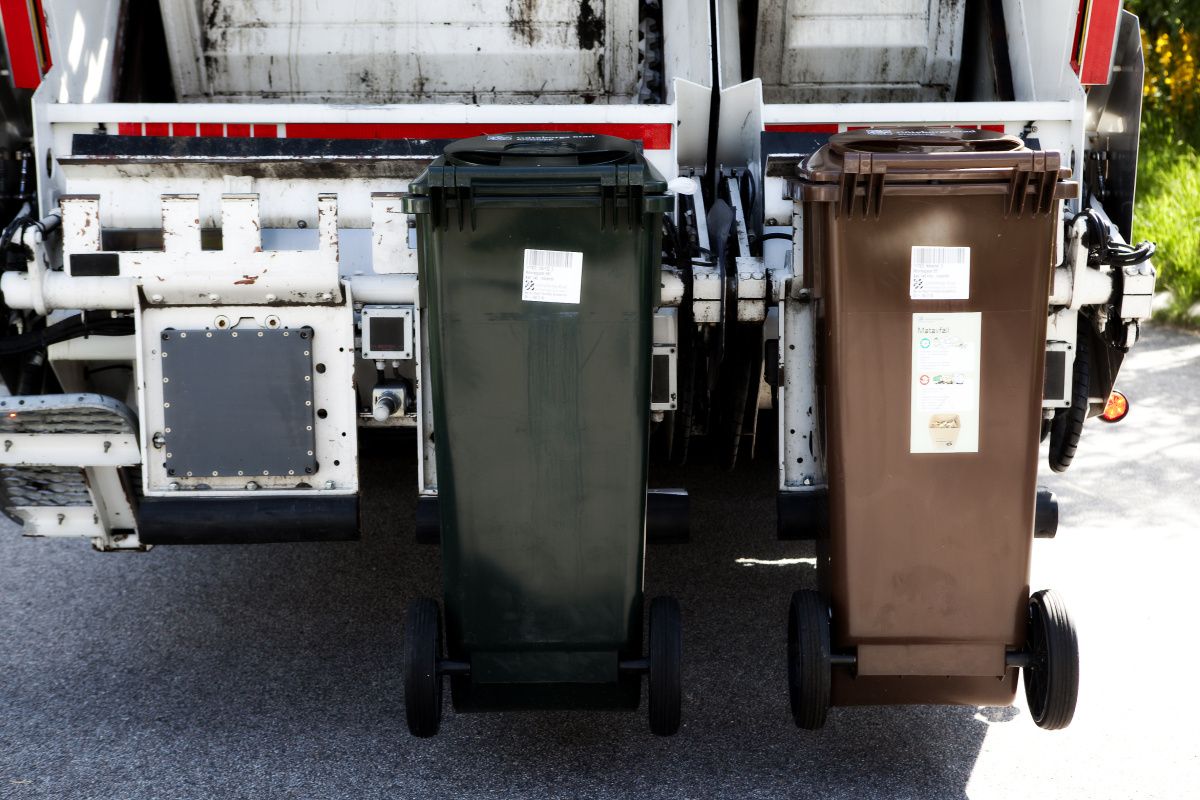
[112,122,673,149]
[1075,0,1121,85]
[764,124,839,133]
[0,0,50,89]
[284,122,673,149]
[839,123,1009,133]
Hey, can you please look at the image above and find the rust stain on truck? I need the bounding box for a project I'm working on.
[508,0,538,46]
[577,0,604,50]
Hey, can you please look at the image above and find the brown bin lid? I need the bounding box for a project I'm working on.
[829,126,1025,155]
[795,126,1077,218]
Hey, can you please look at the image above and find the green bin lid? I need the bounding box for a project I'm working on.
[443,131,640,167]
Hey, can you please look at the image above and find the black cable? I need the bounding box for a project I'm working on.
[0,312,134,356]
[757,232,793,242]
[1077,207,1155,268]
[662,214,682,265]
[1,212,33,254]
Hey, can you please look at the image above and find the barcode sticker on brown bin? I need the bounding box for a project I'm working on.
[910,246,971,300]
[521,248,584,304]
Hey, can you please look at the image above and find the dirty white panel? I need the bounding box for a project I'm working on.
[716,79,763,169]
[40,0,123,103]
[754,0,967,103]
[663,0,713,100]
[160,0,641,103]
[674,79,711,168]
[1002,0,1088,103]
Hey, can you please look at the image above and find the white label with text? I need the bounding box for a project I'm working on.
[910,246,971,300]
[911,312,981,454]
[522,248,583,304]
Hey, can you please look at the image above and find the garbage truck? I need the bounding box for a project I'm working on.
[0,0,1156,736]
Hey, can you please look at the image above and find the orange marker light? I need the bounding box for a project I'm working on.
[1100,390,1129,423]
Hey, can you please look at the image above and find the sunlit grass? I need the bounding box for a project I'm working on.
[1136,131,1200,321]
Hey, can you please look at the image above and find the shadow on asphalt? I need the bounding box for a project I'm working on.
[10,324,1198,797]
[1,429,992,799]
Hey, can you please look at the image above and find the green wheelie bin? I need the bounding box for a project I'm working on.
[400,132,681,737]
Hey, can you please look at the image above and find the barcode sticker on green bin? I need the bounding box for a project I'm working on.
[522,248,583,304]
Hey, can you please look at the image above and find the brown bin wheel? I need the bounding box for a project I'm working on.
[403,597,444,738]
[1049,316,1091,472]
[787,590,831,730]
[647,596,682,736]
[1023,590,1079,730]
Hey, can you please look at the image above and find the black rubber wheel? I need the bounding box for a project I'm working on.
[403,597,444,738]
[787,589,831,730]
[1034,487,1059,539]
[1023,589,1079,730]
[647,596,682,736]
[1049,316,1091,473]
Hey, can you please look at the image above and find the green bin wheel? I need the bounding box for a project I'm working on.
[647,596,682,736]
[787,589,831,730]
[403,597,444,738]
[1023,589,1079,730]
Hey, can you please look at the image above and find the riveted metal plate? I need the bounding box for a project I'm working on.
[160,328,317,478]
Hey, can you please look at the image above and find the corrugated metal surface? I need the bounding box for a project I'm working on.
[160,0,642,103]
[755,0,967,103]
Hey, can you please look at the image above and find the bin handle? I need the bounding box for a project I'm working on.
[830,132,1026,156]
[836,150,1064,220]
[446,142,635,167]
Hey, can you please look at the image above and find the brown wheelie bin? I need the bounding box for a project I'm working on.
[786,128,1081,730]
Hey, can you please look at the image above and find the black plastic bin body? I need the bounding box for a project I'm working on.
[402,132,670,710]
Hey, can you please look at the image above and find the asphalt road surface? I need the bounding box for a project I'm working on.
[2,324,1197,799]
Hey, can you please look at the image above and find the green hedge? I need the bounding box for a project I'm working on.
[1135,129,1200,319]
[1127,1,1200,320]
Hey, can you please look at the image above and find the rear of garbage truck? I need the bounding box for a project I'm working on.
[0,1,1155,735]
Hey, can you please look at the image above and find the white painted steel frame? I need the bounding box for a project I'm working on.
[136,301,360,498]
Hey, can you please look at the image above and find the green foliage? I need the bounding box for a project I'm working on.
[1126,0,1200,35]
[1134,131,1200,319]
[1124,1,1200,319]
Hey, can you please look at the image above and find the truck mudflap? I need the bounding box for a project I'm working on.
[137,495,359,545]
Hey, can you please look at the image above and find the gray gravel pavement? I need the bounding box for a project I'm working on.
[1,323,1197,799]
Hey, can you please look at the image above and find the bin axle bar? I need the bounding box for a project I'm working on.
[829,653,857,667]
[619,657,649,674]
[437,659,470,676]
[1005,651,1031,669]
